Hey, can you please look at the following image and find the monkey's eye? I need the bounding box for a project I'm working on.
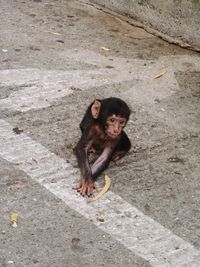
[120,120,126,126]
[110,118,115,123]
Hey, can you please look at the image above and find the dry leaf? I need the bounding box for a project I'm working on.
[45,31,62,36]
[11,212,18,228]
[154,68,167,79]
[30,46,40,51]
[70,86,82,91]
[100,47,111,51]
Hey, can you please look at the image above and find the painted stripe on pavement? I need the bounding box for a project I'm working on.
[0,119,199,267]
[0,68,132,112]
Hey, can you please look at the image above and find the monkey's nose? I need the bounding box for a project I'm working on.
[114,128,120,134]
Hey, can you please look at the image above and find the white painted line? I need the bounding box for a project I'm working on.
[0,68,133,112]
[1,54,200,112]
[61,51,200,103]
[0,119,199,267]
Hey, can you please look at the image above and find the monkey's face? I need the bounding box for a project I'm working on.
[105,115,126,139]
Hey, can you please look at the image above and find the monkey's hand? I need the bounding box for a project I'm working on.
[73,181,96,197]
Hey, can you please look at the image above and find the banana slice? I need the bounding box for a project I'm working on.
[89,175,111,202]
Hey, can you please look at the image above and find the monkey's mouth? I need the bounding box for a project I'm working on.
[106,131,120,139]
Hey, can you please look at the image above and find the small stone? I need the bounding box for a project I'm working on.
[96,216,105,222]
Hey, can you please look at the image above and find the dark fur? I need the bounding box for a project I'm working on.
[74,97,131,196]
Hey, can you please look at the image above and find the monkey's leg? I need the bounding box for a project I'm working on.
[112,131,131,161]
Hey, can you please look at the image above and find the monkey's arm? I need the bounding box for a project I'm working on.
[75,137,92,182]
[91,147,113,179]
[74,128,96,196]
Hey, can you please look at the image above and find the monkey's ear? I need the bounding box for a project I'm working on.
[91,100,101,119]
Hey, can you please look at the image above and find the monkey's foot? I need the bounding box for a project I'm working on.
[73,182,96,197]
[88,147,96,154]
[112,151,127,162]
[71,143,77,153]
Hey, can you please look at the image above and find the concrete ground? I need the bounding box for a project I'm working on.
[0,0,200,266]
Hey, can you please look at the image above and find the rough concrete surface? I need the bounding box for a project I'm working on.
[0,0,200,266]
[83,0,200,51]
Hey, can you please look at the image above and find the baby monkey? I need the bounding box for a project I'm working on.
[73,97,131,197]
